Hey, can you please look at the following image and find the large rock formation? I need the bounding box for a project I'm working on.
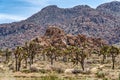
[32,26,106,50]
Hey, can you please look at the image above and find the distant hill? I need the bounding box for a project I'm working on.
[0,1,120,48]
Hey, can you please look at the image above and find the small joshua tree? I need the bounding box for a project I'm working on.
[99,45,110,63]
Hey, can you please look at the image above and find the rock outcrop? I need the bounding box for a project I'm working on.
[32,26,106,50]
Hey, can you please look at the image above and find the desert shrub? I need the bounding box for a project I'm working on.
[96,71,105,78]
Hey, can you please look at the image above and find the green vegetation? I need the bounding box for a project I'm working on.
[0,38,120,72]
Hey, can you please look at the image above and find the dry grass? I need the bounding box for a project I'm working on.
[0,54,120,80]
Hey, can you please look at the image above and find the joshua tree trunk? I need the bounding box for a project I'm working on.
[15,57,18,71]
[31,55,34,64]
[29,58,32,71]
[18,60,21,71]
[29,53,32,71]
[5,53,8,62]
[112,55,115,69]
[25,58,27,68]
[80,58,85,71]
[51,58,54,65]
[50,55,54,65]
[76,53,79,65]
[102,54,106,63]
[30,52,35,64]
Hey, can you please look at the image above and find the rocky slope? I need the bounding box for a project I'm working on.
[0,1,120,48]
[32,26,106,49]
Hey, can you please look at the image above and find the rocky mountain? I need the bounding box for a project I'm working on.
[97,1,120,17]
[0,1,120,48]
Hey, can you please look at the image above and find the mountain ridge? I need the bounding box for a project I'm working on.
[0,1,120,48]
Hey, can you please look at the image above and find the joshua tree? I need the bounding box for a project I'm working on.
[72,46,81,65]
[29,42,35,65]
[22,42,30,68]
[14,46,24,71]
[14,47,19,71]
[37,45,45,61]
[53,47,61,61]
[29,42,40,63]
[45,45,57,65]
[4,48,12,63]
[99,45,110,63]
[62,47,71,62]
[67,46,87,71]
[41,47,47,61]
[108,46,119,69]
[79,47,88,71]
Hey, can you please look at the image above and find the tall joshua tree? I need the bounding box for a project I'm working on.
[28,41,42,70]
[28,41,39,70]
[22,42,30,68]
[68,46,87,71]
[108,46,119,69]
[14,46,24,71]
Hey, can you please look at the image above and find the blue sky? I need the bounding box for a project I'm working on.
[0,0,119,24]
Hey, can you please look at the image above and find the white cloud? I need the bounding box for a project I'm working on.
[0,13,26,23]
[0,13,26,21]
